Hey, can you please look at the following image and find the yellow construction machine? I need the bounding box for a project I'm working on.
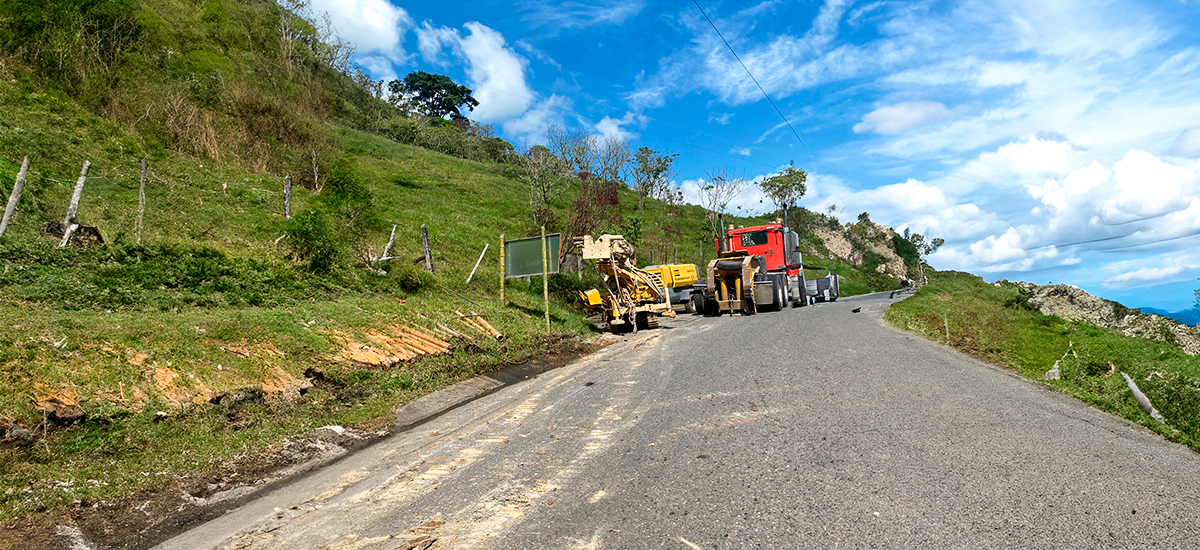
[575,234,676,332]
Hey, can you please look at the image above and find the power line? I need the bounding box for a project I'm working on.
[692,0,806,149]
[476,83,781,170]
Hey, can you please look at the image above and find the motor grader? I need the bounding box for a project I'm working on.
[575,234,676,332]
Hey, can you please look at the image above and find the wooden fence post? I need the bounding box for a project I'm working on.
[284,174,292,220]
[60,160,90,247]
[0,155,30,238]
[136,157,147,244]
[421,224,434,273]
[541,225,549,332]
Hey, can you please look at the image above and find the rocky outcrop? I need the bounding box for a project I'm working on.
[1015,282,1200,355]
[1119,314,1200,356]
[814,226,860,265]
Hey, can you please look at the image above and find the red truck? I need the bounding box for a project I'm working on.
[691,221,839,315]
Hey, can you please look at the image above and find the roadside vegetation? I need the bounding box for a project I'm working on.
[886,271,1200,451]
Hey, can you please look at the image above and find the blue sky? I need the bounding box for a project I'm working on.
[313,0,1200,312]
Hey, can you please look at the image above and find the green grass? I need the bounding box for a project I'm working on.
[886,271,1200,450]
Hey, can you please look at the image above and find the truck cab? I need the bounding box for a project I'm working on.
[725,222,803,277]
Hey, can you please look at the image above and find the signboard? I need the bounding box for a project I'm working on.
[504,233,561,278]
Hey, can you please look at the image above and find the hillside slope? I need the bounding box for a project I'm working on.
[0,0,920,530]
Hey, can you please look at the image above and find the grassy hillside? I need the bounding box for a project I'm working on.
[0,0,912,524]
[886,271,1200,450]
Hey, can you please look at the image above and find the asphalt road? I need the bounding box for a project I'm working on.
[157,292,1200,549]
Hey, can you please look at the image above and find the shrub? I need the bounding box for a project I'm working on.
[285,209,342,274]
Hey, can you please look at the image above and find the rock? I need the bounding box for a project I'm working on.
[35,395,86,425]
[3,424,36,444]
[1023,284,1125,329]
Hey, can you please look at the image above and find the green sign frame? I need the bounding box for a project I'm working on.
[504,233,561,278]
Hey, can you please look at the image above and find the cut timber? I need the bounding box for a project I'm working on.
[455,310,490,336]
[400,324,451,350]
[471,312,504,340]
[397,327,449,353]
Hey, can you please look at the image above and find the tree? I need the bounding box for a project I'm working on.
[546,123,598,175]
[595,137,631,184]
[388,71,479,119]
[522,145,569,225]
[758,161,807,217]
[698,166,749,241]
[1194,280,1199,311]
[632,147,678,214]
[563,174,622,254]
[907,233,944,285]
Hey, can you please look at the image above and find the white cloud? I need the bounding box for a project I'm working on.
[732,147,751,157]
[310,0,412,62]
[595,112,644,142]
[414,22,534,123]
[502,94,572,147]
[709,112,733,125]
[457,23,534,122]
[518,0,645,30]
[1103,265,1190,289]
[416,21,459,66]
[1171,128,1200,157]
[853,101,950,135]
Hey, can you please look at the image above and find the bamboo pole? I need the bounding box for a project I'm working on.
[136,157,147,244]
[471,312,503,340]
[499,233,506,305]
[0,155,30,237]
[542,225,549,333]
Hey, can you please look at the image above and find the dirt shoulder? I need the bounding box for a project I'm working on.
[2,334,609,550]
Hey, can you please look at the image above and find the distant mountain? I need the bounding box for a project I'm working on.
[1140,307,1200,326]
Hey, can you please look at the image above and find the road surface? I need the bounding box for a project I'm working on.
[156,292,1200,549]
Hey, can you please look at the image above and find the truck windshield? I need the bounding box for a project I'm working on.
[739,231,769,247]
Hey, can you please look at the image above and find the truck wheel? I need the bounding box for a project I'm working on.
[685,295,697,314]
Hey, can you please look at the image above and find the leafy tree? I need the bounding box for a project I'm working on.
[1194,280,1199,310]
[758,161,807,217]
[907,233,944,284]
[632,147,678,214]
[388,71,479,119]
